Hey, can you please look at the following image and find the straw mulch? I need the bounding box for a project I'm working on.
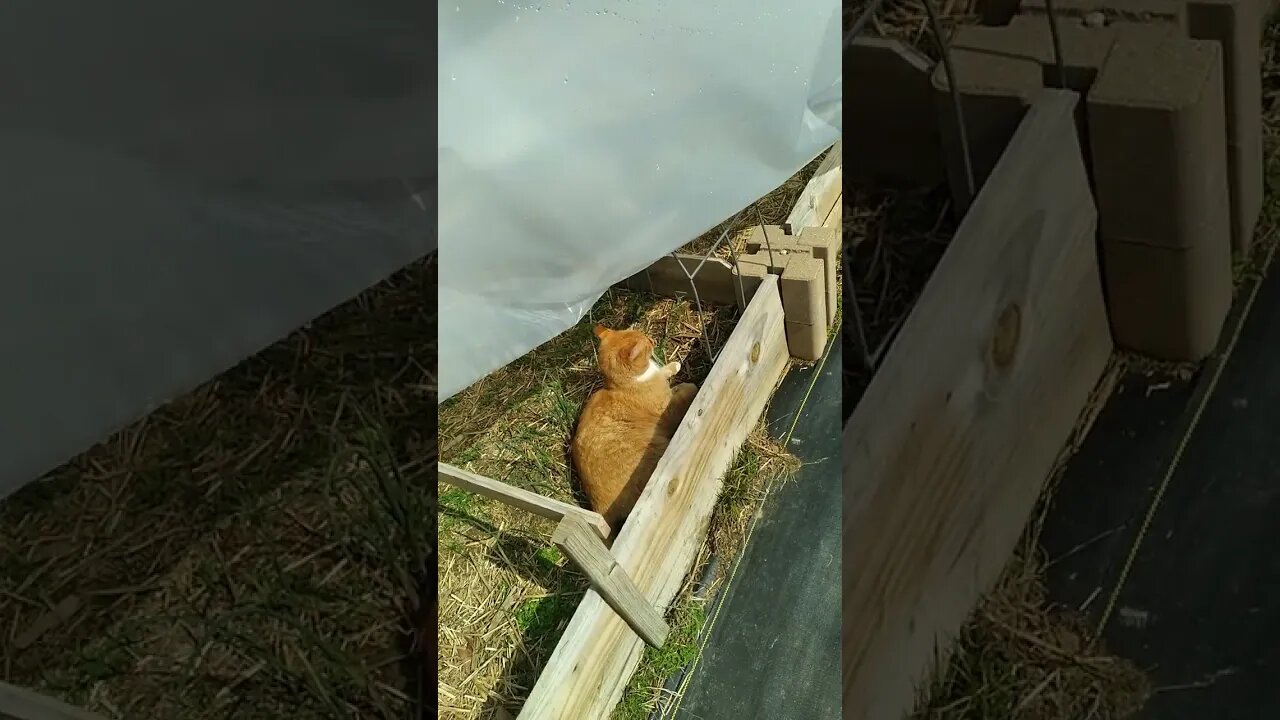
[437,285,800,719]
[0,258,436,719]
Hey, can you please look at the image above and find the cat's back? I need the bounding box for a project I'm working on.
[575,385,661,444]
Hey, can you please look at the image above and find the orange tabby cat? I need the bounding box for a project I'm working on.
[571,325,698,531]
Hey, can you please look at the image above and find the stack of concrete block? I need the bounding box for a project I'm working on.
[733,225,840,361]
[916,0,1263,361]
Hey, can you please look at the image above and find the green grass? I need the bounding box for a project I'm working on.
[437,283,802,718]
[614,603,708,720]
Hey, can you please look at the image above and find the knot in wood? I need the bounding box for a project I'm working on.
[990,303,1022,368]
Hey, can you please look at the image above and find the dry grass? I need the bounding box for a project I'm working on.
[436,286,800,719]
[0,258,436,719]
[847,0,980,60]
[843,183,957,412]
[911,360,1152,720]
[436,156,822,719]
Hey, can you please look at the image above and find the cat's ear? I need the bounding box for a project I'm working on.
[593,324,610,339]
[626,339,647,363]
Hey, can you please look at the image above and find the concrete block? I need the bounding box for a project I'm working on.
[731,255,770,310]
[933,26,1045,212]
[1088,30,1233,361]
[734,249,827,358]
[784,320,826,362]
[744,225,840,327]
[1020,0,1187,26]
[1087,29,1231,251]
[1102,236,1232,360]
[779,254,826,329]
[795,227,840,327]
[622,254,742,306]
[743,224,796,256]
[847,37,943,185]
[1187,0,1265,253]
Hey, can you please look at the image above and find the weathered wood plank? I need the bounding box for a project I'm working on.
[551,514,669,648]
[0,681,106,720]
[787,139,842,231]
[842,90,1113,720]
[519,274,790,720]
[437,463,611,540]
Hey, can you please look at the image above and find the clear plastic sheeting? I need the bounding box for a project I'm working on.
[0,1,431,497]
[438,0,841,401]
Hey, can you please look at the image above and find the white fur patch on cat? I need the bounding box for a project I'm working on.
[636,357,682,383]
[635,358,662,382]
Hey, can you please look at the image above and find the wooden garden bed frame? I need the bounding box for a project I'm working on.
[438,140,842,720]
[842,90,1114,719]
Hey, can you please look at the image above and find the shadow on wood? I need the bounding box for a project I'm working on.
[841,90,1114,720]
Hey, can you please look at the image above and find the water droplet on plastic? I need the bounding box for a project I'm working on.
[563,76,569,83]
[515,14,520,21]
[650,89,656,96]
[655,164,661,172]
[451,75,457,81]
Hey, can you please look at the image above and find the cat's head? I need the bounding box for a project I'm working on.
[593,324,655,385]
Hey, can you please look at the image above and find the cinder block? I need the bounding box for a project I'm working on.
[1088,29,1233,360]
[784,320,826,362]
[1187,0,1265,253]
[933,26,1045,212]
[847,37,943,185]
[795,227,840,327]
[1087,30,1230,250]
[743,224,795,256]
[734,249,828,359]
[622,254,741,306]
[1102,235,1232,360]
[731,255,771,310]
[779,254,826,329]
[744,225,840,327]
[1020,0,1187,26]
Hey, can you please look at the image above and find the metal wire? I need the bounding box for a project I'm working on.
[921,0,976,200]
[753,206,777,269]
[1043,0,1068,88]
[669,208,749,364]
[844,0,1036,370]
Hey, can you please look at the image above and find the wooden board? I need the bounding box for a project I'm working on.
[842,90,1113,720]
[551,515,668,648]
[0,681,105,720]
[437,463,611,540]
[787,139,842,231]
[519,274,790,719]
